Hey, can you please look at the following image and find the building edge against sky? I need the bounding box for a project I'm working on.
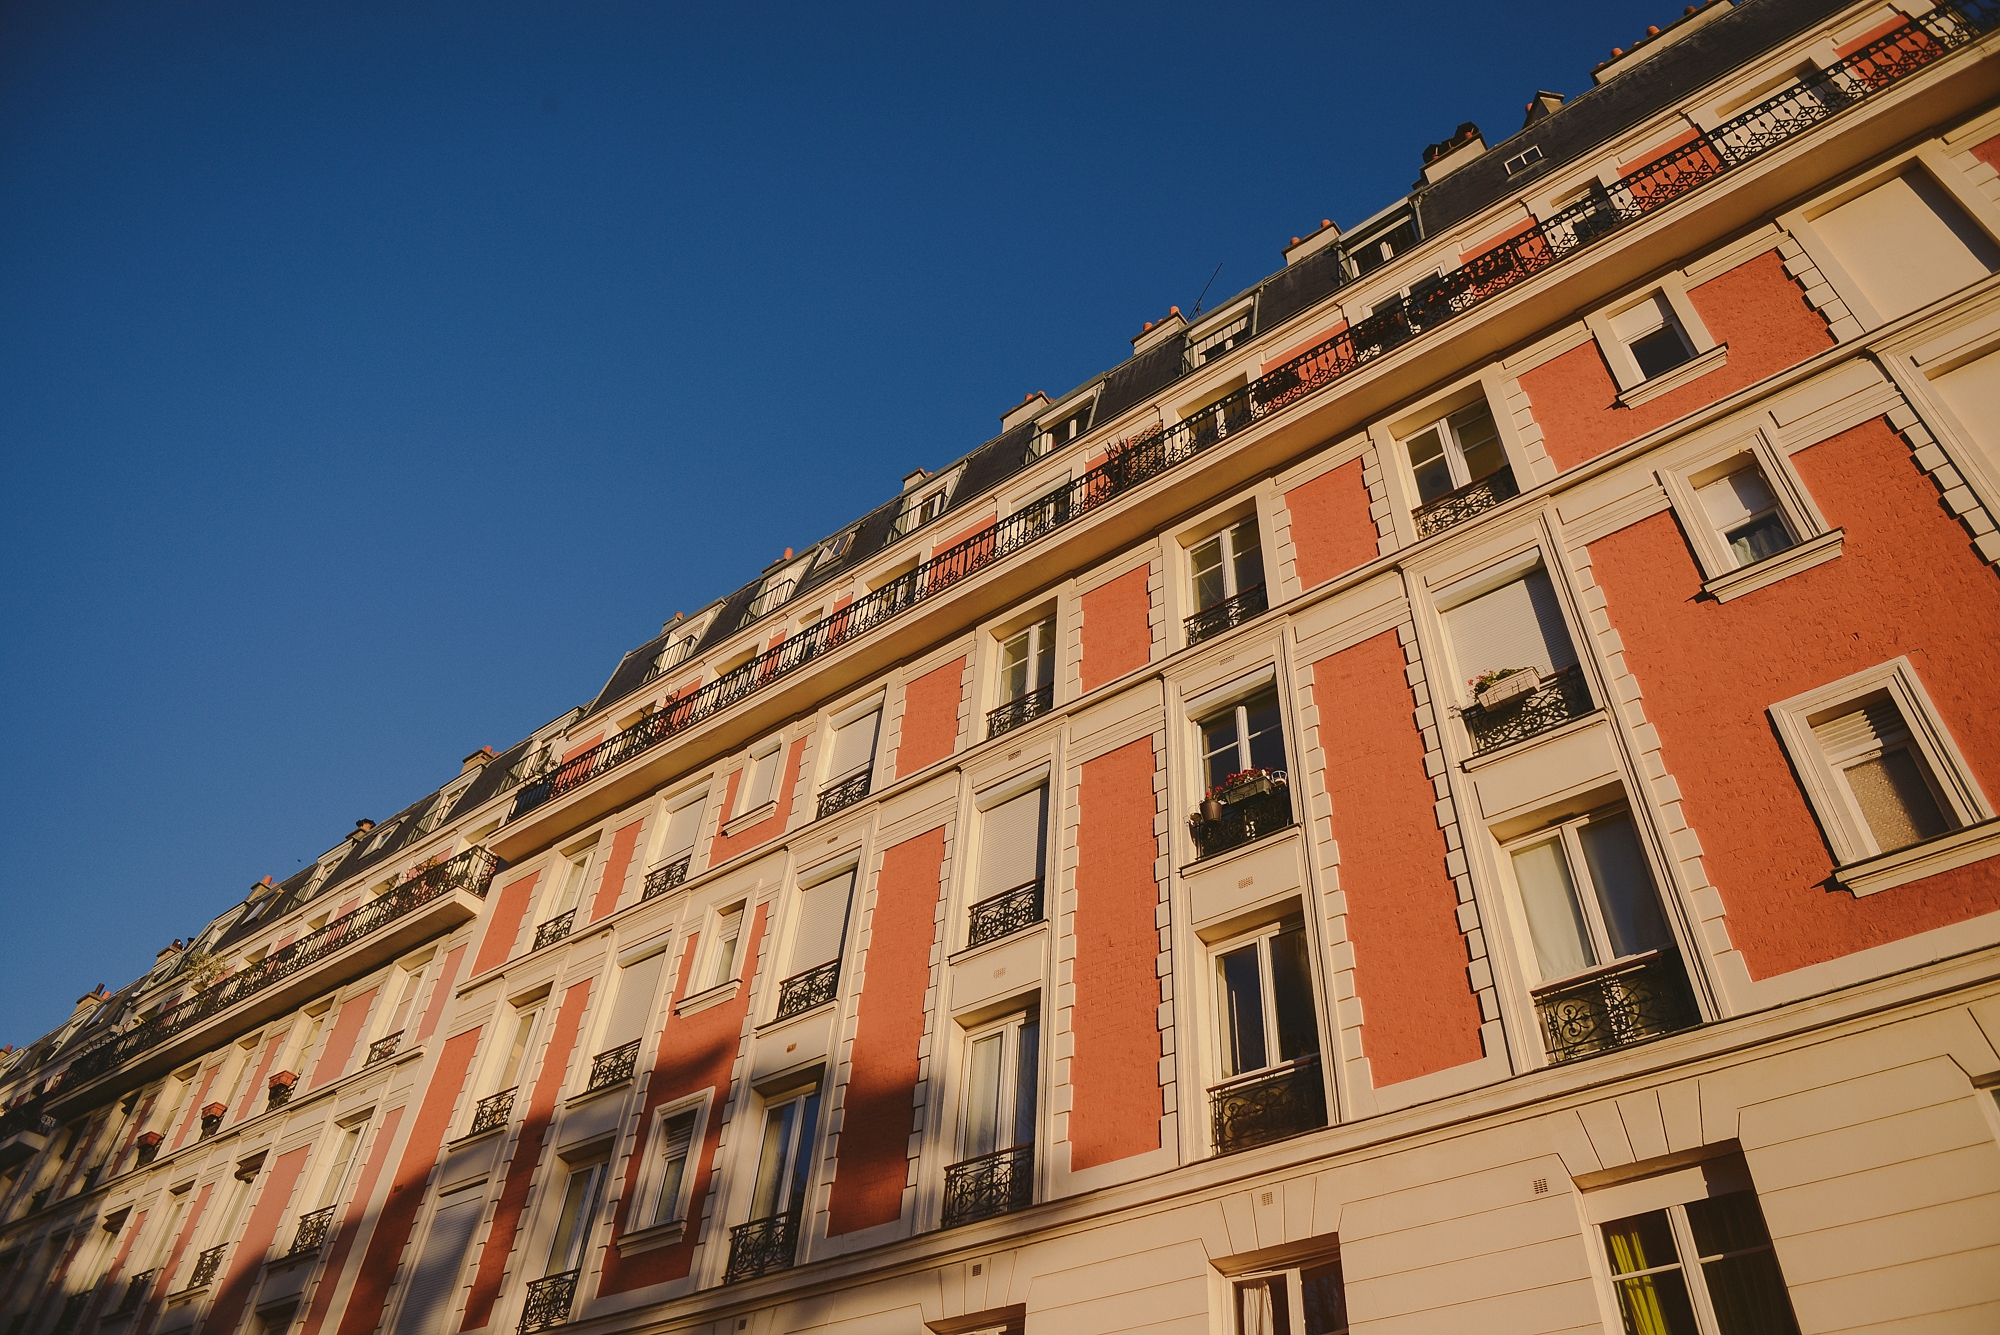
[6,1,2000,1332]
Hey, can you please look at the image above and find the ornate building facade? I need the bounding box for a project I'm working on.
[6,2,2000,1332]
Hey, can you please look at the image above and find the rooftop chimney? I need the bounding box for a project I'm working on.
[1284,219,1341,267]
[1001,391,1051,432]
[1522,91,1564,128]
[462,746,496,775]
[351,819,375,841]
[1131,307,1188,355]
[902,468,930,493]
[1420,123,1487,184]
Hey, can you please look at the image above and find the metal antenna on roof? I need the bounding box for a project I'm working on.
[1191,261,1224,318]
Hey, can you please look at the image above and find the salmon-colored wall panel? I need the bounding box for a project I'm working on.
[299,1104,404,1335]
[588,819,645,924]
[561,733,603,763]
[462,978,593,1330]
[896,658,965,778]
[827,829,946,1235]
[1588,418,2000,977]
[1314,631,1487,1086]
[601,904,767,1294]
[1263,320,1349,374]
[710,737,808,864]
[1070,738,1165,1169]
[470,871,540,977]
[1286,459,1378,592]
[333,1027,483,1335]
[1520,251,1835,471]
[231,1028,287,1122]
[1971,133,2000,173]
[1080,568,1151,693]
[306,987,377,1094]
[205,1144,310,1335]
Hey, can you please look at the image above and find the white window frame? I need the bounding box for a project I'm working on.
[1496,803,1678,991]
[1206,916,1321,1087]
[1190,673,1289,800]
[1227,1255,1350,1335]
[742,1084,822,1224]
[1184,307,1252,373]
[994,613,1059,708]
[628,1092,711,1240]
[649,783,709,881]
[1030,397,1095,459]
[1396,395,1508,509]
[1768,658,1995,893]
[484,999,545,1102]
[1185,514,1265,618]
[954,1009,1041,1165]
[1655,430,1841,599]
[1583,275,1724,404]
[820,694,885,789]
[736,739,784,820]
[700,903,748,993]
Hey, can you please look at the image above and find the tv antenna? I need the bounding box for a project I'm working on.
[1191,261,1223,317]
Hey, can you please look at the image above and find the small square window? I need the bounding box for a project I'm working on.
[1611,295,1697,380]
[1588,283,1723,401]
[1659,438,1840,599]
[1503,144,1545,176]
[1695,465,1796,569]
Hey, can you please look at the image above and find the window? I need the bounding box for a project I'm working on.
[390,1183,484,1335]
[1440,558,1589,750]
[1186,313,1250,371]
[969,785,1047,946]
[749,573,798,619]
[1214,920,1318,1081]
[492,1006,540,1094]
[1234,1257,1349,1335]
[1503,144,1545,175]
[996,616,1056,706]
[704,907,745,990]
[822,708,880,789]
[1812,697,1955,856]
[649,1108,700,1225]
[896,487,949,536]
[1587,1156,1800,1335]
[739,742,782,817]
[380,966,426,1041]
[310,1120,365,1214]
[1803,166,2000,324]
[543,1160,606,1279]
[1612,294,1696,380]
[786,873,853,980]
[648,788,706,892]
[1032,403,1092,458]
[1198,687,1287,795]
[1403,401,1507,506]
[1506,809,1675,984]
[595,949,666,1070]
[1696,464,1795,568]
[959,1011,1038,1161]
[1190,517,1265,615]
[747,1089,820,1224]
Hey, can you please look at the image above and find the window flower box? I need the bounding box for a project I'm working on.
[1471,667,1541,709]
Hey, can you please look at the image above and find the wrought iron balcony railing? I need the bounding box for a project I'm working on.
[0,1103,55,1140]
[816,770,872,820]
[506,2,1997,827]
[966,880,1044,949]
[1462,667,1593,756]
[941,1144,1034,1228]
[289,1205,336,1257]
[470,1087,516,1136]
[1189,788,1295,861]
[1534,949,1700,1064]
[1185,583,1269,647]
[28,1187,50,1214]
[49,1292,88,1335]
[585,1039,640,1092]
[533,910,576,952]
[774,961,840,1021]
[642,856,690,900]
[1413,466,1519,538]
[64,848,500,1085]
[365,1032,402,1067]
[987,682,1055,740]
[115,1270,157,1316]
[1210,1057,1327,1155]
[186,1243,228,1291]
[725,1208,801,1283]
[519,1269,579,1332]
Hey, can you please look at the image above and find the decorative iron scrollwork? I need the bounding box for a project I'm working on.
[187,1243,228,1290]
[1189,788,1295,861]
[289,1205,335,1256]
[967,881,1044,949]
[116,1270,158,1316]
[987,682,1055,740]
[49,1292,88,1335]
[642,856,690,900]
[1534,949,1700,1064]
[1210,1059,1327,1155]
[365,1032,402,1067]
[470,1087,516,1136]
[1185,582,1270,647]
[1413,466,1519,538]
[519,1268,579,1332]
[775,961,840,1021]
[533,910,576,952]
[942,1144,1034,1228]
[724,1208,801,1283]
[586,1039,640,1092]
[816,770,872,820]
[1461,667,1592,755]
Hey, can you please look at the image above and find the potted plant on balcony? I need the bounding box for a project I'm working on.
[267,1070,299,1109]
[1469,666,1541,709]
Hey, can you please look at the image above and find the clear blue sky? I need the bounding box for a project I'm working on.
[0,0,1670,1044]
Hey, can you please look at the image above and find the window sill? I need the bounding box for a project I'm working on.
[1833,817,2000,897]
[566,1075,632,1108]
[614,1217,687,1257]
[675,977,741,1017]
[1700,527,1842,603]
[1615,343,1728,408]
[722,802,778,837]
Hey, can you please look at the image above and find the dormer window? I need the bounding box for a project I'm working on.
[749,574,797,619]
[1031,403,1093,460]
[1185,313,1250,372]
[897,488,949,537]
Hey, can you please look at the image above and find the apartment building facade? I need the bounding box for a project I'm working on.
[6,2,2000,1332]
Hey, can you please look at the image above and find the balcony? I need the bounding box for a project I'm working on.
[724,1208,801,1283]
[966,881,1044,950]
[533,910,576,952]
[1533,949,1700,1065]
[55,848,498,1113]
[1413,466,1519,538]
[470,1087,516,1136]
[774,961,840,1022]
[986,683,1054,740]
[500,4,1996,832]
[1189,782,1294,862]
[941,1144,1034,1228]
[520,1269,578,1332]
[365,1033,402,1067]
[1210,1057,1327,1156]
[816,770,871,821]
[114,1270,157,1317]
[584,1039,640,1092]
[185,1243,228,1292]
[1461,667,1592,756]
[642,856,690,901]
[288,1205,335,1257]
[0,1104,54,1170]
[49,1293,88,1335]
[1185,583,1269,648]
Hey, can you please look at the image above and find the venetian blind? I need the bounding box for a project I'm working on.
[977,787,1047,896]
[787,872,855,973]
[826,710,880,782]
[600,950,667,1050]
[1442,569,1577,698]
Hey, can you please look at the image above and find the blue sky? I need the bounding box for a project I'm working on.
[0,0,1673,1044]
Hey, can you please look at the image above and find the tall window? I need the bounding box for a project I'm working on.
[704,907,745,991]
[786,874,853,981]
[969,786,1047,947]
[649,1108,700,1226]
[311,1121,365,1214]
[543,1161,607,1279]
[739,742,782,817]
[1442,563,1580,708]
[1592,1168,1800,1335]
[653,790,706,883]
[1214,920,1319,1080]
[748,1089,821,1223]
[997,617,1057,706]
[545,848,593,926]
[897,487,949,536]
[1199,688,1288,794]
[1696,465,1795,569]
[1811,696,1952,855]
[822,709,880,795]
[491,1006,540,1094]
[381,965,425,1040]
[1506,809,1674,983]
[1032,403,1091,458]
[1190,518,1265,615]
[1234,1257,1349,1335]
[1404,401,1506,505]
[959,1012,1038,1161]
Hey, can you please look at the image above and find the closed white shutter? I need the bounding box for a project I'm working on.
[1442,570,1577,699]
[787,872,855,973]
[600,951,666,1050]
[389,1185,484,1335]
[977,788,1047,897]
[826,711,880,782]
[660,798,704,862]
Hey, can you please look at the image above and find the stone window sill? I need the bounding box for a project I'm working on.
[1833,817,2000,897]
[721,802,778,837]
[1702,528,1843,603]
[1616,343,1728,408]
[613,1217,687,1257]
[674,977,741,1017]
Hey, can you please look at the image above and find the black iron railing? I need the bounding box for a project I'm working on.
[642,856,690,900]
[816,770,872,820]
[28,1187,50,1214]
[987,682,1055,739]
[967,881,1044,949]
[64,848,500,1086]
[186,1243,227,1290]
[519,1269,578,1332]
[1414,466,1519,538]
[365,1032,402,1066]
[724,1207,801,1282]
[586,1039,640,1092]
[470,1087,516,1136]
[267,1080,295,1110]
[49,1293,88,1335]
[941,1144,1034,1228]
[533,910,576,952]
[289,1205,335,1256]
[507,3,1998,827]
[115,1270,157,1316]
[1535,949,1700,1064]
[1210,1058,1327,1155]
[1190,788,1295,861]
[774,961,840,1021]
[1185,583,1269,647]
[1462,667,1593,755]
[0,1103,54,1140]
[198,1109,222,1141]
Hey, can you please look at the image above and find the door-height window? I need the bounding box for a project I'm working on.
[1199,687,1288,794]
[943,1011,1040,1228]
[543,1161,607,1279]
[1190,517,1266,615]
[491,1006,540,1095]
[1443,562,1592,754]
[818,709,879,817]
[1590,1163,1801,1335]
[997,616,1057,706]
[648,790,706,895]
[310,1119,365,1215]
[968,786,1048,948]
[1210,918,1324,1154]
[1404,400,1506,506]
[749,1089,820,1224]
[1234,1255,1350,1335]
[776,873,853,1019]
